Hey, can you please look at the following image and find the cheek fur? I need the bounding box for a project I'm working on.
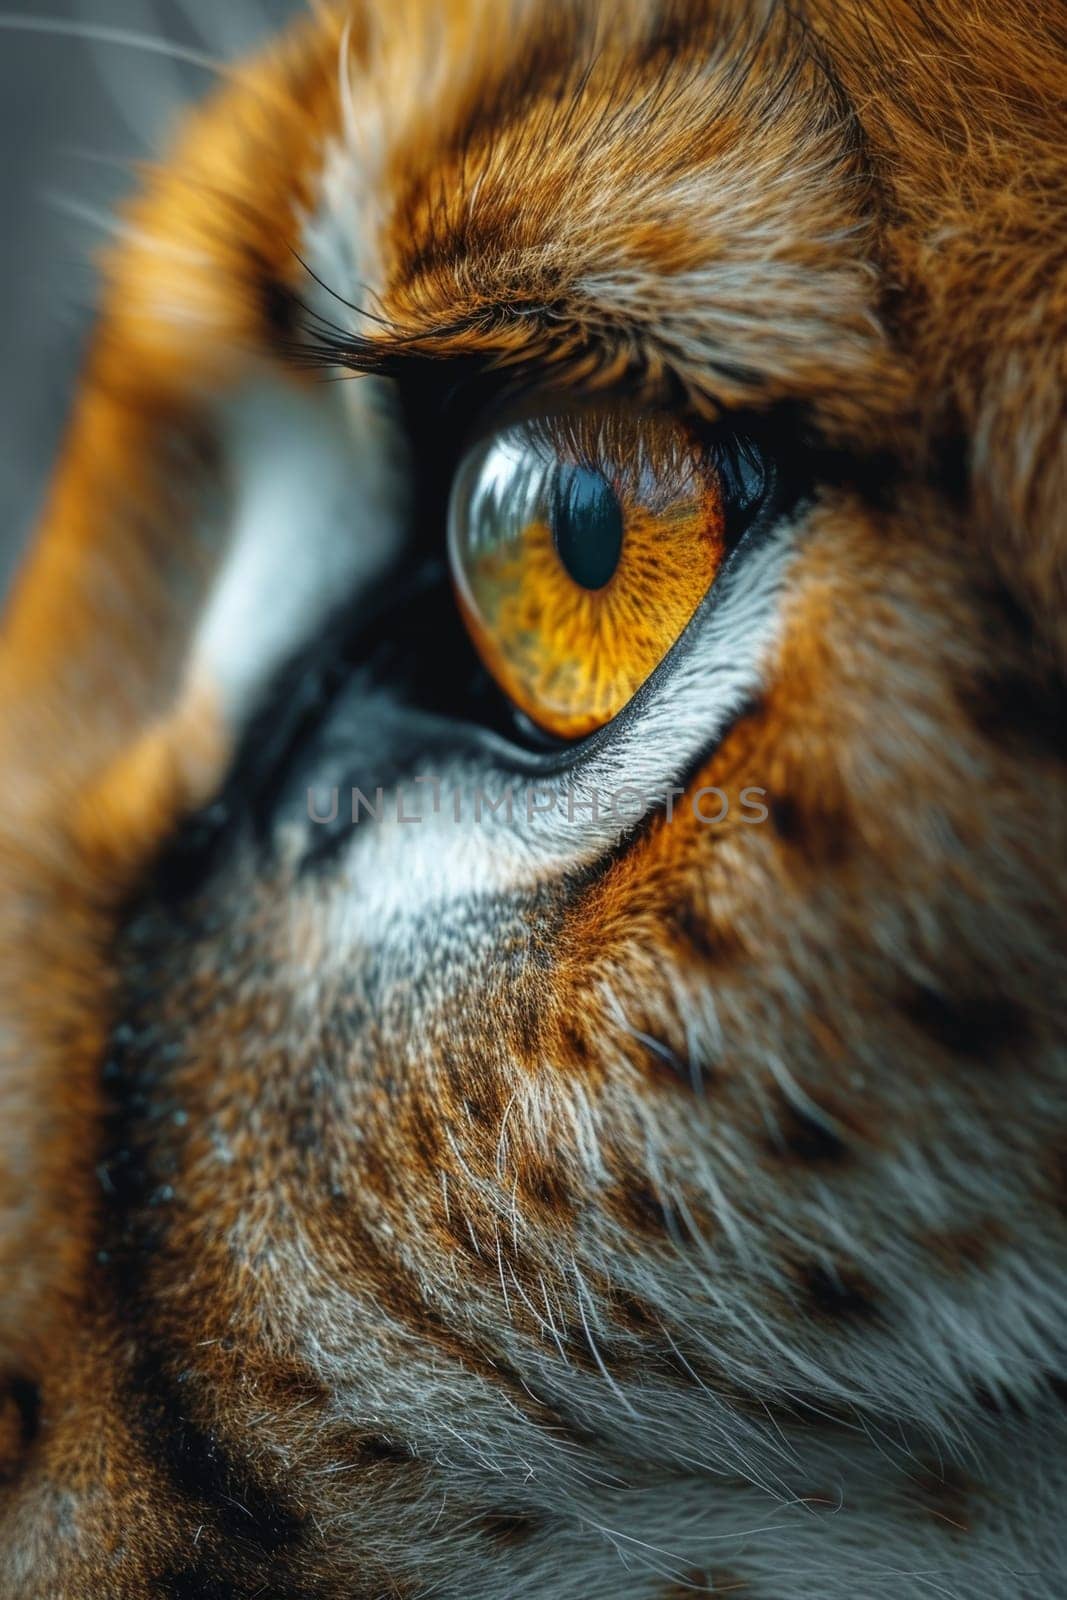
[0,1,1064,1596]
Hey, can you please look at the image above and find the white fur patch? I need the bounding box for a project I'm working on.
[191,374,405,723]
[304,523,795,943]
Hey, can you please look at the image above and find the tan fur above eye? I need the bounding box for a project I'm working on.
[0,2,1064,1598]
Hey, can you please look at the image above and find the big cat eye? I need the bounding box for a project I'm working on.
[447,404,768,741]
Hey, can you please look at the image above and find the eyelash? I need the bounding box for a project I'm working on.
[288,269,824,490]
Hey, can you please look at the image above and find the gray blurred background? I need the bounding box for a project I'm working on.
[1,0,299,594]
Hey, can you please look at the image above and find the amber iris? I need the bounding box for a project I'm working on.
[448,406,727,740]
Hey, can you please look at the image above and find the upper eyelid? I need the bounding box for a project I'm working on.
[288,287,827,481]
[289,279,766,426]
[416,351,755,451]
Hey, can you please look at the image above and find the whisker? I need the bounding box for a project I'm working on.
[74,0,186,149]
[57,147,141,176]
[44,189,127,241]
[0,13,225,74]
[173,0,274,58]
[45,191,211,265]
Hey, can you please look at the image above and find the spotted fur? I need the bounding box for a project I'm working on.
[0,2,1065,1596]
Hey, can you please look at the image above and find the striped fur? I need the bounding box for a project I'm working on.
[0,3,1064,1596]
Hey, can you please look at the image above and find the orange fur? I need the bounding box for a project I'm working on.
[0,3,1063,1595]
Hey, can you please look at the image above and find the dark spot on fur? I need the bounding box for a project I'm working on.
[8,1377,39,1451]
[768,792,850,866]
[476,1509,545,1545]
[154,1562,245,1600]
[902,985,1030,1060]
[1044,1140,1067,1217]
[909,1459,977,1534]
[114,1340,307,1567]
[1046,1374,1067,1407]
[971,1382,1026,1419]
[556,1020,595,1071]
[516,1157,577,1218]
[289,1107,319,1152]
[621,1022,706,1093]
[359,1145,397,1201]
[667,902,742,966]
[921,1223,1003,1274]
[508,989,545,1057]
[347,1432,413,1467]
[610,1291,663,1336]
[463,1094,493,1128]
[444,1213,493,1267]
[0,1377,40,1480]
[799,1262,879,1321]
[962,582,1066,760]
[159,1560,375,1600]
[962,665,1065,760]
[404,1099,443,1174]
[766,1090,849,1164]
[611,1180,676,1238]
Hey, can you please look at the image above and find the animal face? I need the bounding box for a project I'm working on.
[0,3,1064,1596]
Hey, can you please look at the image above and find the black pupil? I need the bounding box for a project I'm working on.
[551,465,623,590]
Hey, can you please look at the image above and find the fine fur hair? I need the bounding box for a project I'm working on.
[0,2,1064,1596]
